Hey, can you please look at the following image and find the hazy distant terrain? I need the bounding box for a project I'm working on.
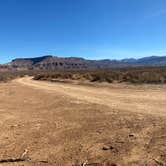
[1,55,166,71]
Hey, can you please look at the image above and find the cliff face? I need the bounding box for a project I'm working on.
[1,55,166,71]
[8,56,89,70]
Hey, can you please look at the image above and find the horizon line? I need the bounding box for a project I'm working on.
[1,54,166,64]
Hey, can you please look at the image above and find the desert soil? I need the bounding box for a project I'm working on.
[0,77,165,166]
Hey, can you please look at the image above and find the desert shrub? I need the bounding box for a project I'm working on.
[0,70,39,83]
[33,74,44,80]
[32,66,166,84]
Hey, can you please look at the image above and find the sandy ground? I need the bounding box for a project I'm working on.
[0,77,165,166]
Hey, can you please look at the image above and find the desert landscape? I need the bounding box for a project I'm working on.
[0,75,165,166]
[1,0,166,165]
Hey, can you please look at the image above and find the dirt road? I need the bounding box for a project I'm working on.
[0,77,165,165]
[17,77,166,116]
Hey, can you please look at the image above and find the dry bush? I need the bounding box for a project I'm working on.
[33,66,166,84]
[0,71,38,82]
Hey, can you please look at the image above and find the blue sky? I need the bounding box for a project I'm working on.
[0,0,166,63]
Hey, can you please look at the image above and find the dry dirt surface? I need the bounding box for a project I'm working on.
[0,77,165,166]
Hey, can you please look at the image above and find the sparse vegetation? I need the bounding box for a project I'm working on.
[0,72,22,82]
[33,66,166,84]
[0,71,36,82]
[1,66,166,84]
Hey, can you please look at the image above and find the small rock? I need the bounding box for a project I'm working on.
[129,134,134,137]
[102,145,115,151]
[102,145,110,150]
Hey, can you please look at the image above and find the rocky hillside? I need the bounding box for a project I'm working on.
[1,55,166,71]
[9,56,89,70]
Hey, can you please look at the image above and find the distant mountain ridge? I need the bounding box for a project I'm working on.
[12,55,53,65]
[1,55,166,71]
